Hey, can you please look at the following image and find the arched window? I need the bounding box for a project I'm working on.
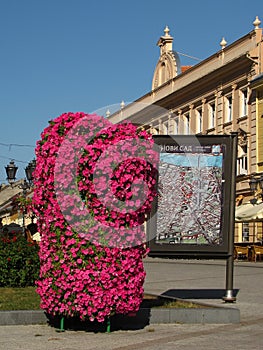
[196,108,202,133]
[184,113,190,134]
[159,62,166,86]
[208,102,215,129]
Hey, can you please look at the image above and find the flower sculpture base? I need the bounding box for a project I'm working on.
[33,112,157,324]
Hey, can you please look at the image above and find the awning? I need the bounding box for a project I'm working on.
[235,201,263,222]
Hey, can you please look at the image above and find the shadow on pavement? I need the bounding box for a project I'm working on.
[161,288,239,299]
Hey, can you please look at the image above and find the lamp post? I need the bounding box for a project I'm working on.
[5,159,36,234]
[4,160,18,185]
[249,174,263,204]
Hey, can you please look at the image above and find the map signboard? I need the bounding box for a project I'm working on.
[147,134,237,258]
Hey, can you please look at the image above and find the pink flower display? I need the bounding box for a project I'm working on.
[32,112,157,322]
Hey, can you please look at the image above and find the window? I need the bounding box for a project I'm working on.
[196,108,202,133]
[240,90,248,117]
[237,145,248,175]
[225,95,232,122]
[242,223,249,242]
[184,113,190,134]
[237,156,248,176]
[208,102,215,129]
[160,121,168,135]
[174,117,179,134]
[159,62,166,86]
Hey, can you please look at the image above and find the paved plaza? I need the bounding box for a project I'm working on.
[1,258,263,350]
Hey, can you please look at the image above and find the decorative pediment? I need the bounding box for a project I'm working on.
[237,127,248,147]
[152,26,181,90]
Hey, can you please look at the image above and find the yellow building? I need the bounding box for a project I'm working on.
[251,74,263,174]
[0,180,33,228]
[108,17,263,244]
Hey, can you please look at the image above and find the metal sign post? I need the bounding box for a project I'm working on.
[223,132,238,302]
[147,134,238,302]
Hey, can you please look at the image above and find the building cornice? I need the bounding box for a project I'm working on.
[108,28,262,124]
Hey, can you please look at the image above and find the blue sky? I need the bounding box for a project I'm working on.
[0,0,262,181]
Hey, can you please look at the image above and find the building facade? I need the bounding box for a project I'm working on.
[108,17,263,244]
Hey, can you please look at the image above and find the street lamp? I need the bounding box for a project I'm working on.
[249,174,263,204]
[5,159,36,187]
[5,160,18,185]
[25,159,36,186]
[5,159,36,234]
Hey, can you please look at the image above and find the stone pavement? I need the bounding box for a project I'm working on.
[1,258,263,350]
[144,258,263,322]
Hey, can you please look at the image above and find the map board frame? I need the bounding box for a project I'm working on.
[147,134,237,259]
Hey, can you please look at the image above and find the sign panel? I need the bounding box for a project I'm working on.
[147,134,237,258]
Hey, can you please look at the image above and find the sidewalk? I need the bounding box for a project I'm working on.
[144,258,263,322]
[1,258,263,350]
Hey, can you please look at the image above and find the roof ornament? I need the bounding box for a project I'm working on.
[253,16,261,29]
[120,100,125,109]
[220,37,227,49]
[164,25,170,37]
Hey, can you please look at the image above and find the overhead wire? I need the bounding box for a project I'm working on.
[0,142,35,150]
[0,155,29,164]
[0,142,35,166]
[177,51,202,61]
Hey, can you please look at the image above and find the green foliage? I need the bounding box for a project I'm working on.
[0,233,40,287]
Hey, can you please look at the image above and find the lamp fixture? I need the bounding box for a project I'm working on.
[5,159,36,186]
[5,160,18,184]
[4,159,36,235]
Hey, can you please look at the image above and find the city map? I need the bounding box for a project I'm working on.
[155,145,224,246]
